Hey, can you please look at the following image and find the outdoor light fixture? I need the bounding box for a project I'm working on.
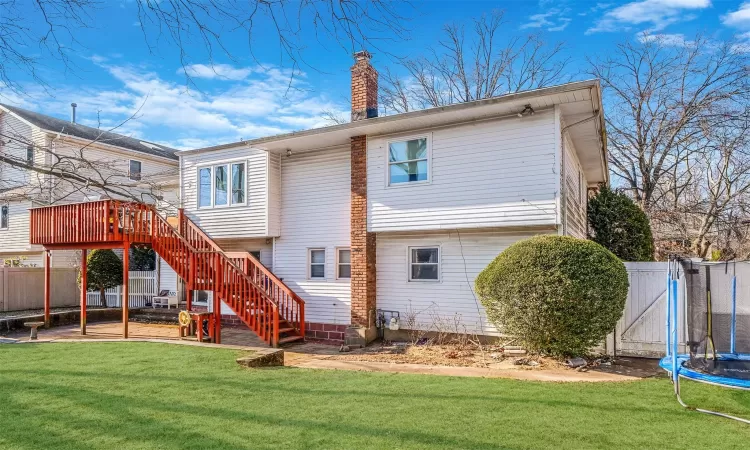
[286,149,292,157]
[517,104,535,117]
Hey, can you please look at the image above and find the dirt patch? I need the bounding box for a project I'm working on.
[327,342,663,379]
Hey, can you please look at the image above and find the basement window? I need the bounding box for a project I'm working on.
[388,137,429,185]
[309,248,326,279]
[0,205,8,229]
[409,246,440,281]
[337,248,351,279]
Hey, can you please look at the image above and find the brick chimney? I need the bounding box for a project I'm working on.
[350,51,378,121]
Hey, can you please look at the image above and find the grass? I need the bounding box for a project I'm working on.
[1,343,749,450]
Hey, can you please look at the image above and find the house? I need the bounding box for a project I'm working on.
[25,52,607,346]
[0,103,180,292]
[175,51,608,344]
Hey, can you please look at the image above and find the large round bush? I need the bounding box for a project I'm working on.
[475,235,628,357]
[587,185,654,261]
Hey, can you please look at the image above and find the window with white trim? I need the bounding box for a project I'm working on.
[309,248,325,279]
[337,248,351,279]
[0,205,8,229]
[388,137,428,185]
[197,162,247,208]
[129,160,142,181]
[409,247,439,281]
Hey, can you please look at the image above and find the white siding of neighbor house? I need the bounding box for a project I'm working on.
[48,137,178,204]
[366,111,559,232]
[0,200,33,252]
[562,133,588,239]
[273,146,351,326]
[377,228,554,335]
[0,252,43,267]
[181,145,272,238]
[158,256,178,293]
[0,112,47,192]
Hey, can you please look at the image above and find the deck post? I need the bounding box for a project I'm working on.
[123,243,129,339]
[44,250,51,328]
[214,253,221,344]
[80,249,87,335]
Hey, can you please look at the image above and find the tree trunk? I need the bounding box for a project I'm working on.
[100,287,108,308]
[692,236,712,259]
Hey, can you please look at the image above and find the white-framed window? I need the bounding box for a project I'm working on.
[129,160,142,181]
[197,162,247,208]
[308,248,326,279]
[26,145,34,166]
[409,246,440,281]
[0,204,8,229]
[336,248,351,279]
[387,136,429,185]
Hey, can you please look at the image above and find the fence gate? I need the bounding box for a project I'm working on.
[86,271,157,308]
[606,262,686,357]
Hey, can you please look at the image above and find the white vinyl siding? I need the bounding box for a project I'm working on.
[158,256,178,293]
[0,201,33,252]
[213,238,274,270]
[563,133,588,239]
[274,146,351,325]
[377,229,554,335]
[367,111,558,232]
[181,145,272,238]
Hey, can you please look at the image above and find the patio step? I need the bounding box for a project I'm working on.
[278,335,304,345]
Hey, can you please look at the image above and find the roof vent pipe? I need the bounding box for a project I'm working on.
[70,103,77,124]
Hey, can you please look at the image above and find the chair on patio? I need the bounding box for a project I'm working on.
[152,290,178,309]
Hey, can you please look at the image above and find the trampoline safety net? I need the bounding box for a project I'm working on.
[680,260,750,380]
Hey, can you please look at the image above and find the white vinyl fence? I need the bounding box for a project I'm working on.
[86,271,157,308]
[607,262,686,358]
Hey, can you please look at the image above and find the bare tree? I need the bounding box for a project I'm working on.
[1,0,411,95]
[657,110,750,257]
[379,11,570,114]
[588,34,750,212]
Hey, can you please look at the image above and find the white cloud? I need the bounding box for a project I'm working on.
[182,64,255,81]
[587,0,711,34]
[723,2,750,28]
[637,32,695,46]
[1,62,347,150]
[521,8,572,32]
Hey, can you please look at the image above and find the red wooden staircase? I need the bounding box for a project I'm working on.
[30,200,305,346]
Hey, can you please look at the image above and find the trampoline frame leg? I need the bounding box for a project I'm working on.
[674,375,750,425]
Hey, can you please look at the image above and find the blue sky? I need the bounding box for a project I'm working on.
[2,0,750,150]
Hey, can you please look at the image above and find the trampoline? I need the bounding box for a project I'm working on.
[660,258,750,423]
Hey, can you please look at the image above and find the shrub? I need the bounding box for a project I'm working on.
[587,185,654,261]
[78,249,123,308]
[475,235,628,357]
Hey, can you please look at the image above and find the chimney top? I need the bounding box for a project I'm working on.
[353,50,372,62]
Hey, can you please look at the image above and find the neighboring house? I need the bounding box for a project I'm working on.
[178,51,608,341]
[0,104,179,292]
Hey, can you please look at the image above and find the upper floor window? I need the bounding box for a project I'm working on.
[26,145,34,166]
[0,205,8,229]
[409,246,439,281]
[198,162,246,208]
[388,137,428,185]
[129,160,142,181]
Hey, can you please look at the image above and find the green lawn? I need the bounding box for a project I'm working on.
[1,343,749,449]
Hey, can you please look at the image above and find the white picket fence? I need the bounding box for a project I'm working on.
[86,271,158,308]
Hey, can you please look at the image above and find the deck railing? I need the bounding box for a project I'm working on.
[30,200,153,245]
[29,200,304,346]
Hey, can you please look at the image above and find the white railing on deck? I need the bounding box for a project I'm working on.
[86,270,157,308]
